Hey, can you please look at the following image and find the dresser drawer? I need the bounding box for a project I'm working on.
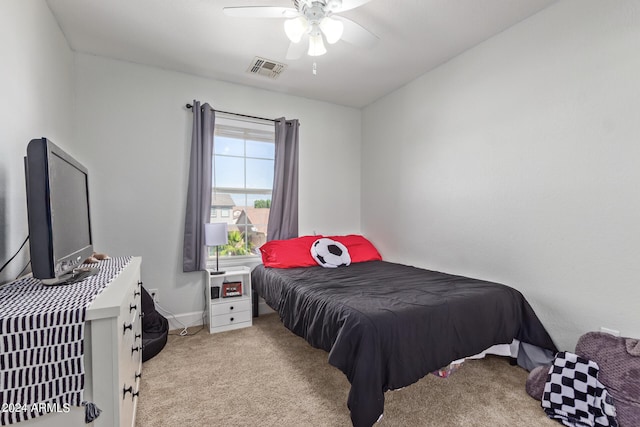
[82,257,142,427]
[210,309,252,328]
[211,298,251,316]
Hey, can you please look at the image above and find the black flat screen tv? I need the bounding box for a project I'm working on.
[24,138,96,285]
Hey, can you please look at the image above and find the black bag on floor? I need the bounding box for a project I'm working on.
[141,286,169,362]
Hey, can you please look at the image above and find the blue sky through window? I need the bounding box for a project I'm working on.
[213,135,274,208]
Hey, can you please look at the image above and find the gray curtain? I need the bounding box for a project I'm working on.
[267,118,300,241]
[183,101,215,272]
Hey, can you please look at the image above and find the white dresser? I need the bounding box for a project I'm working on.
[16,257,143,427]
[84,256,143,427]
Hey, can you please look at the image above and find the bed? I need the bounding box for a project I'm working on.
[252,257,557,427]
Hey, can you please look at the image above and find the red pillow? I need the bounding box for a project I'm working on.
[327,235,382,263]
[259,235,322,268]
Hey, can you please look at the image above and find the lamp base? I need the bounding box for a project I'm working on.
[209,270,226,275]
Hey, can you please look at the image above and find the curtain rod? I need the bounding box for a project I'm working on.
[186,103,277,123]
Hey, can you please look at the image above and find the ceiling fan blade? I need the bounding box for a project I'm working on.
[223,6,299,19]
[333,0,372,13]
[286,39,307,60]
[334,15,378,48]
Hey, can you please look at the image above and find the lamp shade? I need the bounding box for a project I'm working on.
[205,223,228,247]
[320,17,343,44]
[284,16,308,43]
[308,33,327,56]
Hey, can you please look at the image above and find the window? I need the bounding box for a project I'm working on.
[211,114,275,258]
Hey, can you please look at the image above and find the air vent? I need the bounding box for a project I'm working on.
[247,57,287,79]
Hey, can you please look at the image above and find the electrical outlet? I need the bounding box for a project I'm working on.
[600,327,620,337]
[149,288,159,304]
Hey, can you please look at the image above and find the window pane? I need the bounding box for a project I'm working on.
[222,225,251,256]
[211,118,274,260]
[230,193,248,208]
[251,197,271,209]
[214,155,244,188]
[246,158,274,189]
[231,193,271,209]
[246,223,266,255]
[246,140,274,159]
[214,136,244,156]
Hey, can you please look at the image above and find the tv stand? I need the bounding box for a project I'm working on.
[40,267,100,286]
[64,267,100,284]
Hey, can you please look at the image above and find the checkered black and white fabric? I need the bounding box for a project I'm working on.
[0,257,132,425]
[542,351,618,427]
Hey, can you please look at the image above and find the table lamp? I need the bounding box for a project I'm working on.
[205,222,228,275]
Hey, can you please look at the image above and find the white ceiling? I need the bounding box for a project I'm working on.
[46,0,557,108]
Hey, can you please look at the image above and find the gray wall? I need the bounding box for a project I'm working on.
[362,0,640,351]
[71,54,362,323]
[0,1,74,284]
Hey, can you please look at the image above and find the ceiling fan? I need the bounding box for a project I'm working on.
[223,0,378,59]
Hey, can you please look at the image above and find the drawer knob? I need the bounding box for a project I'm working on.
[135,333,141,341]
[122,385,133,399]
[138,280,143,287]
[230,317,234,322]
[230,306,234,310]
[132,346,140,355]
[130,303,137,312]
[135,372,142,380]
[132,390,140,400]
[134,291,141,297]
[123,323,133,334]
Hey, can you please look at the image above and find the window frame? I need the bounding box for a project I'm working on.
[209,113,274,265]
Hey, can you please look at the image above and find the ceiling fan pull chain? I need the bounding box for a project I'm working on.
[313,61,317,75]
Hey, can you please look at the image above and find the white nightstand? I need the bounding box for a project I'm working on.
[206,266,252,334]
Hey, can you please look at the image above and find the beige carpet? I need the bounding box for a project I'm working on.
[137,314,556,426]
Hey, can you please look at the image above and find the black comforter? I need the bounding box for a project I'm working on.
[252,261,556,427]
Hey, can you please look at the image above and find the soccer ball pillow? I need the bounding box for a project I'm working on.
[311,238,351,268]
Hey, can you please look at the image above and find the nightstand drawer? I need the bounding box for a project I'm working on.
[211,299,251,315]
[210,309,252,328]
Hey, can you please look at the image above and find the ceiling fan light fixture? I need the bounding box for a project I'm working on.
[284,16,308,43]
[319,16,344,44]
[225,0,377,60]
[308,33,327,56]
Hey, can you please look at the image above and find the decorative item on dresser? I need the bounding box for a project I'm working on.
[0,257,143,427]
[206,266,252,334]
